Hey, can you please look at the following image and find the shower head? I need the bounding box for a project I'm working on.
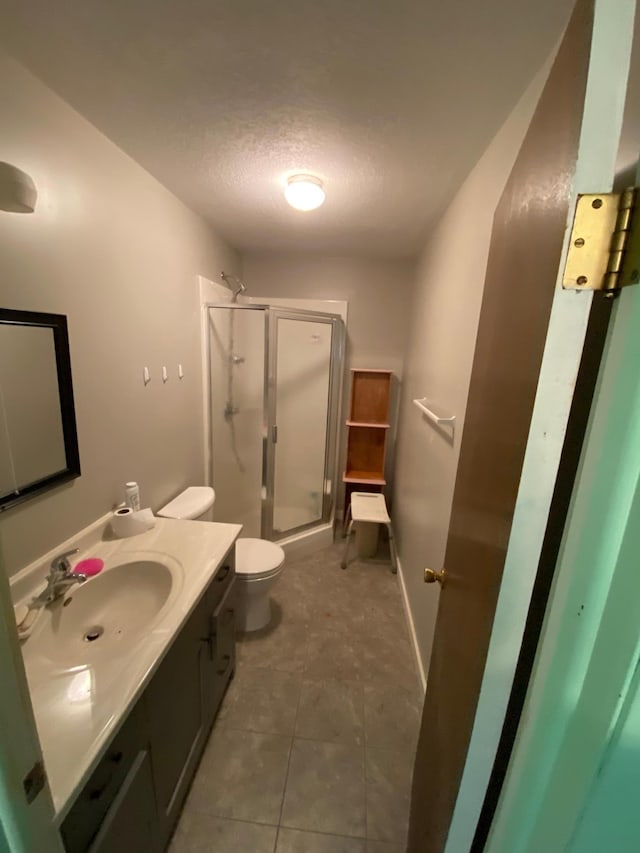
[221,271,247,302]
[232,280,246,301]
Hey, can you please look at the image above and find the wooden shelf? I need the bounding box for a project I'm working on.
[343,470,387,485]
[346,420,390,428]
[342,370,393,503]
[349,370,393,424]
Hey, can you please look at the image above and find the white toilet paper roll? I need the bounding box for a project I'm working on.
[111,506,150,538]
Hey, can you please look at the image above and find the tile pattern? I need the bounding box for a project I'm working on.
[185,729,291,825]
[170,541,423,853]
[170,812,277,852]
[277,828,366,852]
[281,738,366,837]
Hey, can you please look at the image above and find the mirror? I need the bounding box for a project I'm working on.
[0,308,80,512]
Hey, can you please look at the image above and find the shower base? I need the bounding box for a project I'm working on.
[277,520,335,560]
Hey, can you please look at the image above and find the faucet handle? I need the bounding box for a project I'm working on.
[50,549,79,573]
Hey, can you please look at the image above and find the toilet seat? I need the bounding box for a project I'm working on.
[235,538,285,580]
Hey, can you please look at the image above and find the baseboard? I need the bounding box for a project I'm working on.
[396,555,427,694]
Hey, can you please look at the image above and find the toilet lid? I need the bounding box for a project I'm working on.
[157,486,215,520]
[235,538,285,578]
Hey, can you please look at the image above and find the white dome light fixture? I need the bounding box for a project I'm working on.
[285,174,325,211]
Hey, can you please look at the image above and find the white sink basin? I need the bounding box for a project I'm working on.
[30,560,174,666]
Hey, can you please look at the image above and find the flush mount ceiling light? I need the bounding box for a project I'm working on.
[284,174,325,211]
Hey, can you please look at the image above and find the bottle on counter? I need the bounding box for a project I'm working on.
[125,481,141,511]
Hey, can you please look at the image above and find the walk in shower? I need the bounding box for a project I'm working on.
[205,304,345,542]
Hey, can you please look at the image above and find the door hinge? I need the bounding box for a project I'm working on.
[23,759,47,804]
[563,188,640,293]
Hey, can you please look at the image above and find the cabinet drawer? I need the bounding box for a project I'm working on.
[207,546,235,612]
[61,703,144,853]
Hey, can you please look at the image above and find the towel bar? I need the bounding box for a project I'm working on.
[413,397,456,426]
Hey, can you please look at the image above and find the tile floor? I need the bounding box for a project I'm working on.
[170,540,423,853]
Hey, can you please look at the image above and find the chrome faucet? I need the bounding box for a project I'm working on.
[33,549,87,605]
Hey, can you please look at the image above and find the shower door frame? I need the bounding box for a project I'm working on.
[204,303,344,541]
[203,302,270,513]
[263,308,345,542]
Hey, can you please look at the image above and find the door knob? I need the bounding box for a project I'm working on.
[424,567,446,585]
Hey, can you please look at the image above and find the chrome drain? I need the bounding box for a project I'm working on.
[83,625,104,643]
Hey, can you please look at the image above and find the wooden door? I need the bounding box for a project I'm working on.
[407,1,598,850]
[0,551,63,850]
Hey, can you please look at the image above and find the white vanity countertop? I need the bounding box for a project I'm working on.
[13,516,241,822]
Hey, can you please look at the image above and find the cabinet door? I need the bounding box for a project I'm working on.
[61,703,146,853]
[89,751,159,853]
[202,579,237,725]
[214,582,236,687]
[145,594,208,844]
[207,548,235,613]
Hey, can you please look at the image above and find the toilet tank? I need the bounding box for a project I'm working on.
[157,486,215,521]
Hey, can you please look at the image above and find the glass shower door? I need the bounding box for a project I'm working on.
[208,306,266,537]
[269,312,341,537]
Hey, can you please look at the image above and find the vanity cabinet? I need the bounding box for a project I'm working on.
[87,750,159,853]
[60,548,237,852]
[60,703,151,853]
[144,592,210,842]
[202,572,236,718]
[146,549,237,846]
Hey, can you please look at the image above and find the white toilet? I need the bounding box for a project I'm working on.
[157,486,285,632]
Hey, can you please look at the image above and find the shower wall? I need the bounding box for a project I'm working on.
[208,307,265,536]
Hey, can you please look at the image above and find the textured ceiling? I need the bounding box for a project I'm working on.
[1,0,573,258]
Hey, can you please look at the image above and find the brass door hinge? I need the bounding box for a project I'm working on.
[563,188,640,293]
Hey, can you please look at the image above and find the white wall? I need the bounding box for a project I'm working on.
[0,54,240,576]
[393,61,552,685]
[241,253,414,506]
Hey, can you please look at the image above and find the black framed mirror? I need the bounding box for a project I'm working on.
[0,308,80,513]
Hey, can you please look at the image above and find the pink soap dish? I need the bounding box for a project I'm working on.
[74,558,104,577]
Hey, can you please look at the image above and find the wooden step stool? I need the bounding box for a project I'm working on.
[341,492,397,574]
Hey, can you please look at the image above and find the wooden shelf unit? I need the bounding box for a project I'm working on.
[348,369,393,425]
[343,470,386,485]
[343,368,392,497]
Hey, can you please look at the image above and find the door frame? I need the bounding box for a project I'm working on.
[441,0,637,849]
[487,214,640,853]
[0,543,63,852]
